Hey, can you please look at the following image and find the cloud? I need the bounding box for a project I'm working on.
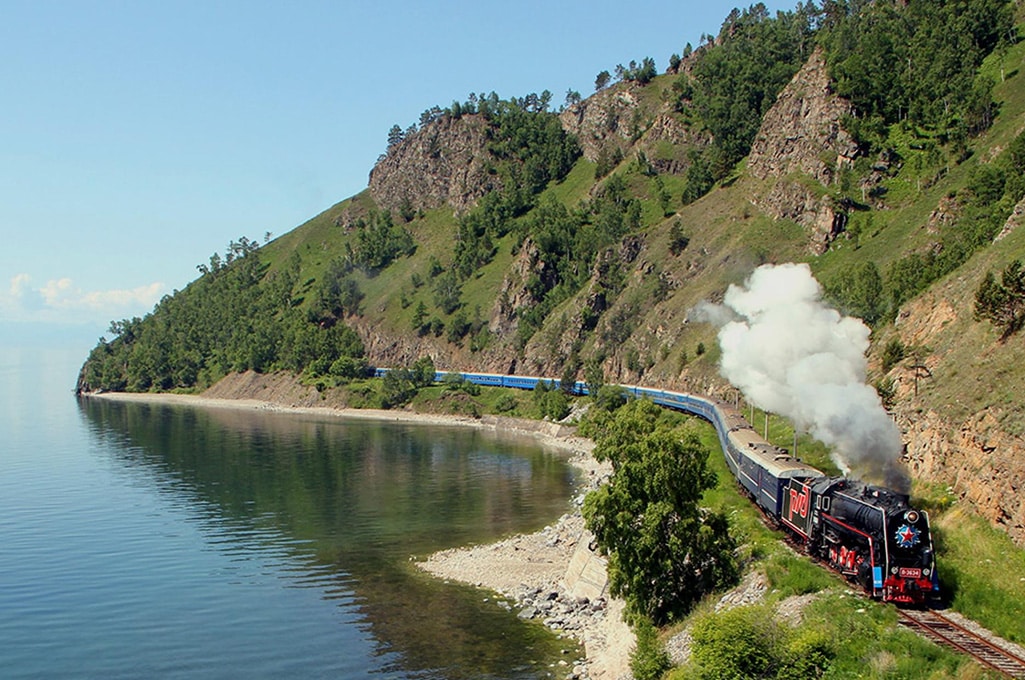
[8,273,46,310]
[1,273,165,322]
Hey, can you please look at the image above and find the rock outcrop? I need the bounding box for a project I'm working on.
[747,47,860,252]
[368,114,498,215]
[559,85,643,163]
[489,238,555,338]
[747,48,857,184]
[901,408,1025,547]
[995,195,1025,242]
[559,83,703,177]
[889,290,1025,548]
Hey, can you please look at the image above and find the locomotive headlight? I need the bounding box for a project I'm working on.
[905,510,920,523]
[891,567,899,574]
[923,569,931,577]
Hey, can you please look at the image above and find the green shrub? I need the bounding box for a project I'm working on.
[688,604,835,679]
[630,618,671,680]
[689,606,777,679]
[593,384,628,413]
[880,338,906,373]
[533,380,570,420]
[494,393,517,413]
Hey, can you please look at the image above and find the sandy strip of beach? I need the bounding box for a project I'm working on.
[86,391,634,679]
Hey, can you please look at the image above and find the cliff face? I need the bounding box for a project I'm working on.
[488,238,553,339]
[559,83,704,177]
[887,277,1025,548]
[902,408,1025,546]
[559,85,644,163]
[747,48,857,184]
[747,47,859,253]
[367,114,498,215]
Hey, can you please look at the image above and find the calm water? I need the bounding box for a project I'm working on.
[0,347,581,679]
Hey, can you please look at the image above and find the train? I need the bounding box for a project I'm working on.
[372,367,940,606]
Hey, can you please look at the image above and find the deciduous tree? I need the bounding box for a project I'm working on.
[583,400,737,624]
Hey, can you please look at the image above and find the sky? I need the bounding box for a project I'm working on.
[0,0,793,351]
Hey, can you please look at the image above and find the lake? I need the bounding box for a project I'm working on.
[0,346,582,678]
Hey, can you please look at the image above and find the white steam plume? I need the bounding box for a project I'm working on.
[707,263,908,490]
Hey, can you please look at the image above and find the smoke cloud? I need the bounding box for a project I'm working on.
[705,263,908,491]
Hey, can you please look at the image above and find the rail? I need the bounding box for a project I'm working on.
[898,609,1025,678]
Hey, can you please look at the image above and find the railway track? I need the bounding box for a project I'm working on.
[898,608,1025,678]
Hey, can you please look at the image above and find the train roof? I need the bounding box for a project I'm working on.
[728,426,825,479]
[718,406,751,433]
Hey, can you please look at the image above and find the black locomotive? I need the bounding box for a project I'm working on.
[781,476,938,604]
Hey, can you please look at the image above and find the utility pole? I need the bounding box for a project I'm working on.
[909,351,932,396]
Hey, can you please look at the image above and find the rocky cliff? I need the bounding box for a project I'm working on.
[368,113,498,215]
[888,269,1025,548]
[559,85,644,163]
[559,83,704,177]
[902,408,1025,546]
[747,47,860,253]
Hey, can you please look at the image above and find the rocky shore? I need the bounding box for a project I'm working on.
[87,390,635,679]
[418,448,634,680]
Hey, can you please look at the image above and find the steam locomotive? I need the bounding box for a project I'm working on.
[373,368,940,606]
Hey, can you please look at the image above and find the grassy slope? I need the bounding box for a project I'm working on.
[256,20,1025,410]
[252,30,1025,510]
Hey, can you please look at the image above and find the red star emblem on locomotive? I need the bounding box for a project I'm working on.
[895,524,921,548]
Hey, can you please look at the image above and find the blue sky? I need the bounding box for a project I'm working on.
[0,0,792,351]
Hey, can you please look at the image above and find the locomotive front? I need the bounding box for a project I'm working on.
[882,505,939,605]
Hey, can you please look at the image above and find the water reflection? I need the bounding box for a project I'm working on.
[79,398,581,679]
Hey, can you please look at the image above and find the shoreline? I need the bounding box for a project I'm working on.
[85,390,634,680]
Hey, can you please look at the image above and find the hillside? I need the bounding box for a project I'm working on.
[79,1,1025,551]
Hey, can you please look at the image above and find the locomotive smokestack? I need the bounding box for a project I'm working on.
[694,263,910,492]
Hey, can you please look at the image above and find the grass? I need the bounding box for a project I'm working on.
[545,157,597,206]
[928,503,1025,643]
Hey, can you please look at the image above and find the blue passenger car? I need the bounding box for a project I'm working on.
[722,426,823,516]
